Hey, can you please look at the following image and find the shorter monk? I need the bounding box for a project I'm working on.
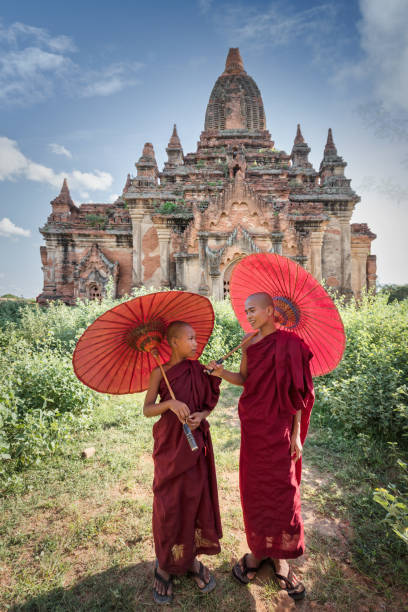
[208,293,314,600]
[144,321,222,605]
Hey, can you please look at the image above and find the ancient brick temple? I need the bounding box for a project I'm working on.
[38,48,376,305]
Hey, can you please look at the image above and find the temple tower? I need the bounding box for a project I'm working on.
[204,48,266,131]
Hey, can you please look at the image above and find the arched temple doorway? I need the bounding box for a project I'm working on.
[88,282,102,301]
[223,257,244,299]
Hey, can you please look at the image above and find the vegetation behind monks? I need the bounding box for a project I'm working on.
[310,291,408,583]
[0,288,407,596]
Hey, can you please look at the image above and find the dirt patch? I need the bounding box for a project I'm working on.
[220,404,241,428]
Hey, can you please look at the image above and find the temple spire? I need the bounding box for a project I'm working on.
[135,142,158,184]
[50,178,77,214]
[52,178,74,206]
[123,173,131,193]
[165,124,184,168]
[294,124,304,145]
[223,48,246,75]
[291,124,311,168]
[169,124,181,148]
[324,128,337,156]
[320,128,348,183]
[58,178,71,202]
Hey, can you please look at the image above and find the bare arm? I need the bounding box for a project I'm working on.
[143,367,190,422]
[207,336,249,386]
[290,409,302,462]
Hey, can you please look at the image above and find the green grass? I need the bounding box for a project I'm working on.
[0,385,407,611]
[306,410,408,593]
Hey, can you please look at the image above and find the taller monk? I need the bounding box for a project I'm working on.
[208,292,314,600]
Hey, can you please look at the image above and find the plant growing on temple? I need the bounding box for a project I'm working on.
[156,201,176,213]
[288,179,301,189]
[85,214,107,229]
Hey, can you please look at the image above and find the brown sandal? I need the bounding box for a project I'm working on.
[153,560,173,605]
[271,560,306,600]
[232,553,264,585]
[187,560,216,593]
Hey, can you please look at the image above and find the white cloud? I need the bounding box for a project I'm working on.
[336,1,408,113]
[0,136,27,180]
[0,20,143,106]
[0,136,113,193]
[356,175,408,206]
[0,217,31,238]
[71,169,113,191]
[0,21,77,53]
[108,193,119,203]
[214,1,340,64]
[49,143,72,158]
[198,0,213,15]
[358,0,408,112]
[79,62,142,98]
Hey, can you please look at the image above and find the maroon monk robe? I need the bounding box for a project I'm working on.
[238,329,314,560]
[152,359,222,574]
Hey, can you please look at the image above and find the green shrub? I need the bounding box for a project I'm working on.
[314,292,408,446]
[379,283,408,303]
[202,299,242,369]
[0,300,35,329]
[0,340,96,484]
[10,284,152,353]
[374,458,408,545]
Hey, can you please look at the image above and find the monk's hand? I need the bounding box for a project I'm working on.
[290,431,302,463]
[206,360,224,377]
[187,412,203,431]
[168,399,190,423]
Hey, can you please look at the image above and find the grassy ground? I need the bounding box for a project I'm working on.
[0,384,407,611]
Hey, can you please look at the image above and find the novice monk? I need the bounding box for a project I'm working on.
[144,321,222,605]
[208,293,314,600]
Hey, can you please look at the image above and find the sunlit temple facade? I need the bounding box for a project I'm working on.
[38,48,376,304]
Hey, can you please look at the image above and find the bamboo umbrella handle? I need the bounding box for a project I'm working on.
[151,351,198,452]
[207,331,259,373]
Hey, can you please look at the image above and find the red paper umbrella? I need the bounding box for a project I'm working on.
[72,291,214,394]
[229,253,345,377]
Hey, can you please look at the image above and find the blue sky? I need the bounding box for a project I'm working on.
[0,0,407,296]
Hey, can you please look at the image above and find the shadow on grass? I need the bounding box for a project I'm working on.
[11,560,258,612]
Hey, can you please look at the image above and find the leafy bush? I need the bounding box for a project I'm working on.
[314,292,408,447]
[0,299,35,329]
[374,458,408,545]
[379,283,408,303]
[202,299,242,368]
[6,284,151,353]
[0,340,96,484]
[312,291,408,549]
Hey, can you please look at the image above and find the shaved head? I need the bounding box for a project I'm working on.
[246,292,275,309]
[166,321,193,344]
